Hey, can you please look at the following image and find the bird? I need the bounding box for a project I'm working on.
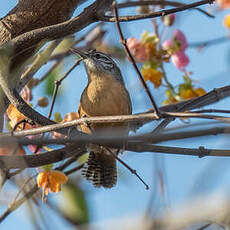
[71,49,132,188]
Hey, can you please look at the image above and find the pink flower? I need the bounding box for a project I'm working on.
[27,125,42,153]
[173,30,188,52]
[162,39,174,50]
[127,38,147,62]
[171,51,189,71]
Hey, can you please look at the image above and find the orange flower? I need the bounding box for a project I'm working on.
[52,112,79,139]
[141,67,163,88]
[163,89,179,105]
[194,87,206,96]
[6,104,33,130]
[37,170,68,196]
[179,87,206,100]
[63,112,79,122]
[179,88,197,100]
[145,42,156,59]
[224,14,230,28]
[162,95,179,105]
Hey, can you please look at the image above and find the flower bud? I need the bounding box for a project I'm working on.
[27,78,39,89]
[137,5,150,14]
[38,97,49,107]
[163,14,175,26]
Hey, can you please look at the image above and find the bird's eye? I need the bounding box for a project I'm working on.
[95,54,101,59]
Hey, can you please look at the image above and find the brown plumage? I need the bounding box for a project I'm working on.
[75,49,132,188]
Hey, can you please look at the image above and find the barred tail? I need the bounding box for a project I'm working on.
[82,150,117,188]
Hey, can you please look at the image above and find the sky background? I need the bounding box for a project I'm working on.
[1,1,230,229]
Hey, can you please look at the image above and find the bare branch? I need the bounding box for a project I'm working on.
[113,1,160,117]
[99,0,215,22]
[117,0,214,18]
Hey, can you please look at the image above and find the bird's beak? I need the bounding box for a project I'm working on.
[70,48,89,59]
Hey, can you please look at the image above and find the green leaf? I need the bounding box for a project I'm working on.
[141,31,159,44]
[42,164,53,171]
[77,154,88,164]
[183,74,192,86]
[142,61,158,69]
[45,63,63,96]
[54,112,63,123]
[60,180,89,225]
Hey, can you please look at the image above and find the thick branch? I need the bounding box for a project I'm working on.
[0,145,85,170]
[7,0,112,62]
[1,135,230,169]
[0,0,84,70]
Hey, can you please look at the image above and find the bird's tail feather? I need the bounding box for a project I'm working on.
[82,149,117,188]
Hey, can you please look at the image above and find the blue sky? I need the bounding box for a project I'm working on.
[1,1,230,229]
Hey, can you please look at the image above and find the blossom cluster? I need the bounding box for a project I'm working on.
[162,75,206,105]
[162,30,189,71]
[127,31,167,88]
[127,24,206,105]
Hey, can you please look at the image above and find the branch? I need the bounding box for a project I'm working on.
[126,143,230,158]
[0,185,38,223]
[117,0,214,18]
[0,84,228,138]
[0,156,84,223]
[1,123,230,152]
[0,0,114,128]
[99,0,215,22]
[0,0,85,70]
[189,36,230,48]
[152,84,230,133]
[1,135,230,169]
[0,48,86,138]
[113,1,160,117]
[7,0,112,61]
[0,145,85,170]
[0,110,229,139]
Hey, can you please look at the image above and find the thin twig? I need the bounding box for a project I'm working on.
[64,163,84,175]
[117,0,214,18]
[0,169,8,190]
[11,175,37,205]
[36,61,62,86]
[105,147,149,190]
[113,1,160,117]
[48,58,82,119]
[0,185,38,223]
[100,0,215,22]
[189,36,230,48]
[3,109,230,139]
[56,153,86,171]
[3,130,230,170]
[18,40,61,91]
[190,109,230,114]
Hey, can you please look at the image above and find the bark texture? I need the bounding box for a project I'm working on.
[0,0,82,69]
